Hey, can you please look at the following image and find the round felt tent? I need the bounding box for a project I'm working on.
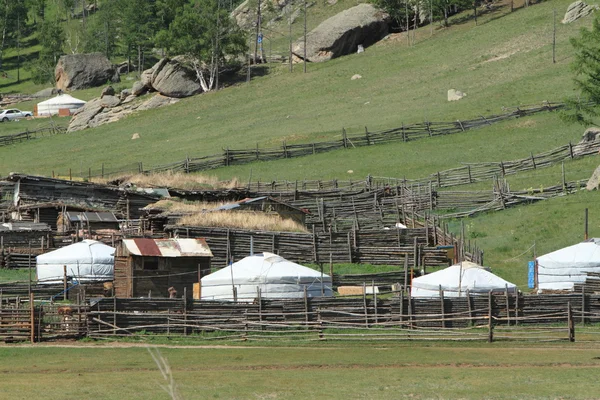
[36,239,115,284]
[200,252,333,301]
[411,261,517,297]
[536,238,600,291]
[36,94,86,116]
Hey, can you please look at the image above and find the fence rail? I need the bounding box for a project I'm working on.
[69,102,563,179]
[0,126,67,147]
[85,292,583,343]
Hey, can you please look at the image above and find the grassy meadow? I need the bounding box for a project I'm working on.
[1,342,600,399]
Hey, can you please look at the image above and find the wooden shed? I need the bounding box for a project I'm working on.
[114,238,213,298]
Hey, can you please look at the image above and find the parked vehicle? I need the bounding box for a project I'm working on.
[0,109,33,122]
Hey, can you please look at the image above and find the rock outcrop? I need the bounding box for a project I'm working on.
[581,127,600,143]
[68,93,180,132]
[55,53,120,91]
[562,1,599,23]
[139,58,203,98]
[587,165,600,191]
[292,4,390,63]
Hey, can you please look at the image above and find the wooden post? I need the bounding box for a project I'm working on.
[505,284,510,326]
[466,289,473,326]
[585,208,589,240]
[562,162,566,194]
[363,282,368,328]
[257,287,262,329]
[303,286,309,326]
[28,240,32,297]
[568,301,575,342]
[531,152,537,169]
[113,296,117,335]
[581,290,586,326]
[399,288,404,324]
[63,265,68,301]
[515,290,519,326]
[488,290,493,343]
[569,142,574,159]
[183,287,188,335]
[439,285,445,328]
[30,292,35,343]
[372,280,378,324]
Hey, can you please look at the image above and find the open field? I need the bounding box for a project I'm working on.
[1,342,600,399]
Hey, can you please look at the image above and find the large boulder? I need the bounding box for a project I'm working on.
[140,58,203,98]
[562,1,599,23]
[581,127,600,143]
[55,53,120,91]
[67,93,180,132]
[587,165,600,191]
[292,4,390,63]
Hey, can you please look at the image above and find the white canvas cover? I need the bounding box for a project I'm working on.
[536,239,600,291]
[36,239,115,284]
[37,94,86,116]
[411,261,517,297]
[201,252,333,301]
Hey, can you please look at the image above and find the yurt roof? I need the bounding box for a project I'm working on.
[411,262,515,293]
[37,94,86,106]
[202,252,330,286]
[37,239,115,265]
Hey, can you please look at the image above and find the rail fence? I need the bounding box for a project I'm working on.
[67,102,563,179]
[84,292,587,343]
[0,125,67,147]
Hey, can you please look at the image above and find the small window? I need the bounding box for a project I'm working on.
[143,257,159,270]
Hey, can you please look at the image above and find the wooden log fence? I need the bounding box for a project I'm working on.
[0,126,67,147]
[77,102,566,179]
[85,292,585,342]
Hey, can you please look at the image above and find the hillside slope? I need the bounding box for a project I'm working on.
[0,0,590,176]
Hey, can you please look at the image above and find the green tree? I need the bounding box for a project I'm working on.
[82,0,120,59]
[0,0,28,70]
[27,19,65,84]
[563,15,600,126]
[118,0,157,74]
[167,0,246,91]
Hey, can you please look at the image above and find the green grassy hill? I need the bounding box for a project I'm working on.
[1,0,599,289]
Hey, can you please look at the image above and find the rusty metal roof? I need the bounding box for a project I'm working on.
[122,238,213,258]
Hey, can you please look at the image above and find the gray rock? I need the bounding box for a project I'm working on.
[120,89,131,100]
[137,94,180,111]
[55,53,120,91]
[100,95,121,108]
[448,89,466,101]
[587,165,600,191]
[141,58,203,98]
[67,98,104,132]
[581,127,600,142]
[34,87,58,98]
[292,4,390,63]
[101,85,115,97]
[131,80,148,96]
[562,1,599,23]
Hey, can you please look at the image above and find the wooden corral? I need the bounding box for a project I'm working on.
[114,238,213,299]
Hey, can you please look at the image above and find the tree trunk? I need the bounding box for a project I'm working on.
[138,44,142,76]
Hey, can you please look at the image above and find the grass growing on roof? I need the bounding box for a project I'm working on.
[178,210,309,232]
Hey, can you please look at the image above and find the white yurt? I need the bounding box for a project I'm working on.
[536,238,600,291]
[411,261,517,297]
[200,252,333,301]
[36,239,115,284]
[36,94,86,116]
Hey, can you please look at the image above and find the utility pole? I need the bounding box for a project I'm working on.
[289,6,293,72]
[254,0,261,64]
[552,9,556,64]
[303,0,307,73]
[216,0,221,90]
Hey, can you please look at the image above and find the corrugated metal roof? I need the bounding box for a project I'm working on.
[0,222,51,232]
[65,211,119,223]
[123,238,213,258]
